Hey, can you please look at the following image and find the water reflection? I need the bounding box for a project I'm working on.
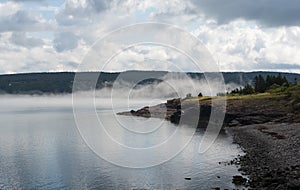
[0,96,244,189]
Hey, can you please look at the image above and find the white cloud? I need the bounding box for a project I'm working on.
[0,32,84,73]
[0,0,300,74]
[0,1,20,17]
[192,20,300,72]
[102,44,202,72]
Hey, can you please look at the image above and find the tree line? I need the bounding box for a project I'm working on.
[230,74,294,95]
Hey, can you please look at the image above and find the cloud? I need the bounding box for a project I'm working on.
[192,20,300,72]
[55,0,111,26]
[190,0,300,27]
[252,61,300,71]
[0,10,51,32]
[0,32,83,74]
[1,0,300,74]
[53,32,79,52]
[0,1,20,17]
[0,45,81,73]
[9,32,44,48]
[10,0,46,1]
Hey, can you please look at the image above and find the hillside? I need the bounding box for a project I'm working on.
[0,71,299,94]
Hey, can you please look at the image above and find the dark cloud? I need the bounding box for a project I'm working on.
[9,32,44,48]
[191,0,300,27]
[0,10,49,32]
[53,32,78,52]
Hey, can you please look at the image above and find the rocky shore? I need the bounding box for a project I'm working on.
[119,94,300,127]
[229,123,300,189]
[118,93,300,189]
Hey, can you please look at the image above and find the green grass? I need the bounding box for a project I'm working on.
[225,92,276,100]
[185,93,280,103]
[181,84,300,105]
[226,84,300,100]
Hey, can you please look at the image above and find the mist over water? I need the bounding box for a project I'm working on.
[93,74,240,100]
[0,74,244,189]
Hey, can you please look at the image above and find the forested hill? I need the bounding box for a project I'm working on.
[0,71,299,94]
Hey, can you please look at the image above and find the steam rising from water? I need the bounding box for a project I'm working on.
[94,74,240,99]
[0,74,240,113]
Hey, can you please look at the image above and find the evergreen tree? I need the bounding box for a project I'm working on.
[275,73,283,85]
[242,84,255,95]
[266,75,272,89]
[254,75,266,93]
[282,76,289,86]
[230,88,240,94]
[266,75,276,89]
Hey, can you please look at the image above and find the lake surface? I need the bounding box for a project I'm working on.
[0,95,245,189]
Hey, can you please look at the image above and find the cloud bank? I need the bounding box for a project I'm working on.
[190,0,300,27]
[0,0,300,74]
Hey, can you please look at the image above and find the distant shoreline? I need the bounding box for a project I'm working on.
[1,71,300,95]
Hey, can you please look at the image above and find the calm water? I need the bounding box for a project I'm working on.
[0,95,245,189]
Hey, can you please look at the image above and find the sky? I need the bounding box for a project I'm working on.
[0,0,300,74]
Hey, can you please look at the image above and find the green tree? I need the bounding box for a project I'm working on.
[230,88,240,94]
[254,75,266,93]
[266,75,273,89]
[282,76,289,86]
[242,84,255,95]
[276,73,282,85]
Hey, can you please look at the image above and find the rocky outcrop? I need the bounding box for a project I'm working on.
[118,98,213,128]
[118,95,300,128]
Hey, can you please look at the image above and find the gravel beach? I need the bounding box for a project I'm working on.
[228,123,300,189]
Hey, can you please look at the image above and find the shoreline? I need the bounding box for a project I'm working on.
[118,94,300,189]
[228,123,300,189]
